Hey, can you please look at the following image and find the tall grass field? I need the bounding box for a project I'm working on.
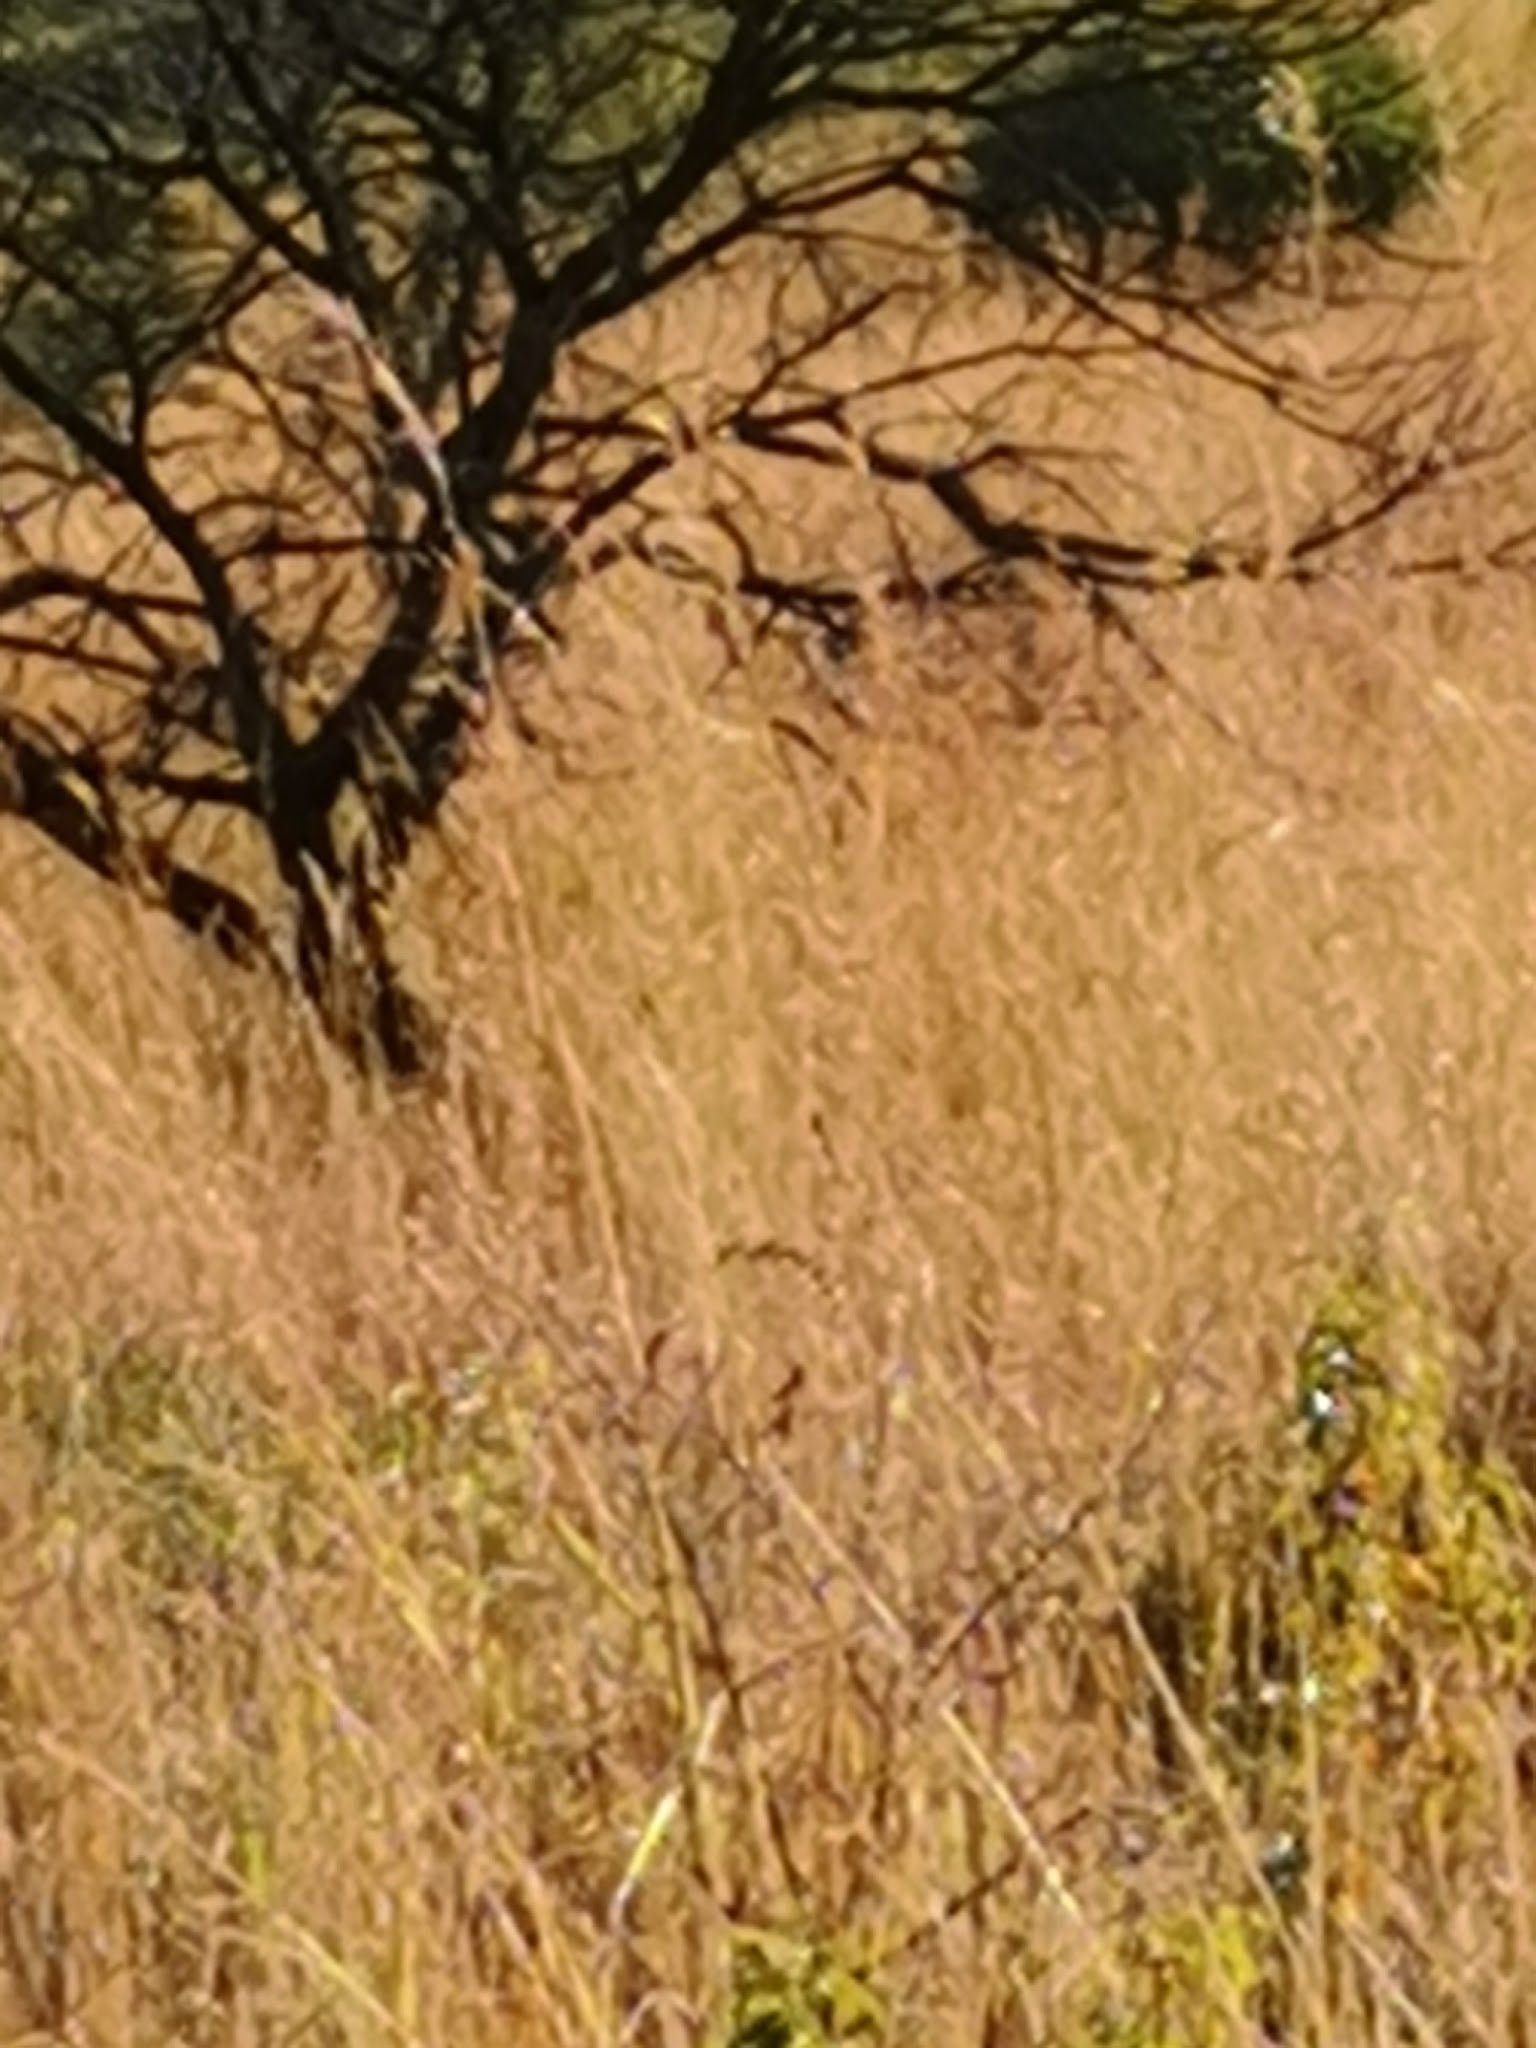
[2,3,1536,2041]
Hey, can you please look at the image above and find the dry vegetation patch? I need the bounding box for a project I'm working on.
[3,4,1536,2042]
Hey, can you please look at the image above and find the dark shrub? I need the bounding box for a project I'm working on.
[1313,35,1444,232]
[963,22,1442,277]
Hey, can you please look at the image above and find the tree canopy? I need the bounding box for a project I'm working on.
[0,0,1502,1073]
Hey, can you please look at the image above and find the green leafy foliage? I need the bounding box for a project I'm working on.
[1136,1271,1535,1802]
[1071,1900,1277,2048]
[964,20,1442,275]
[0,0,744,410]
[0,3,1441,416]
[1310,35,1445,231]
[718,1928,885,2048]
[0,0,214,408]
[1068,1269,1536,2042]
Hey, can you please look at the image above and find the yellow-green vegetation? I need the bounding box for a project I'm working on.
[1067,1269,1536,2046]
[719,1928,884,2048]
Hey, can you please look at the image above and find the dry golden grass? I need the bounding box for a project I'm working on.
[3,9,1536,2043]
